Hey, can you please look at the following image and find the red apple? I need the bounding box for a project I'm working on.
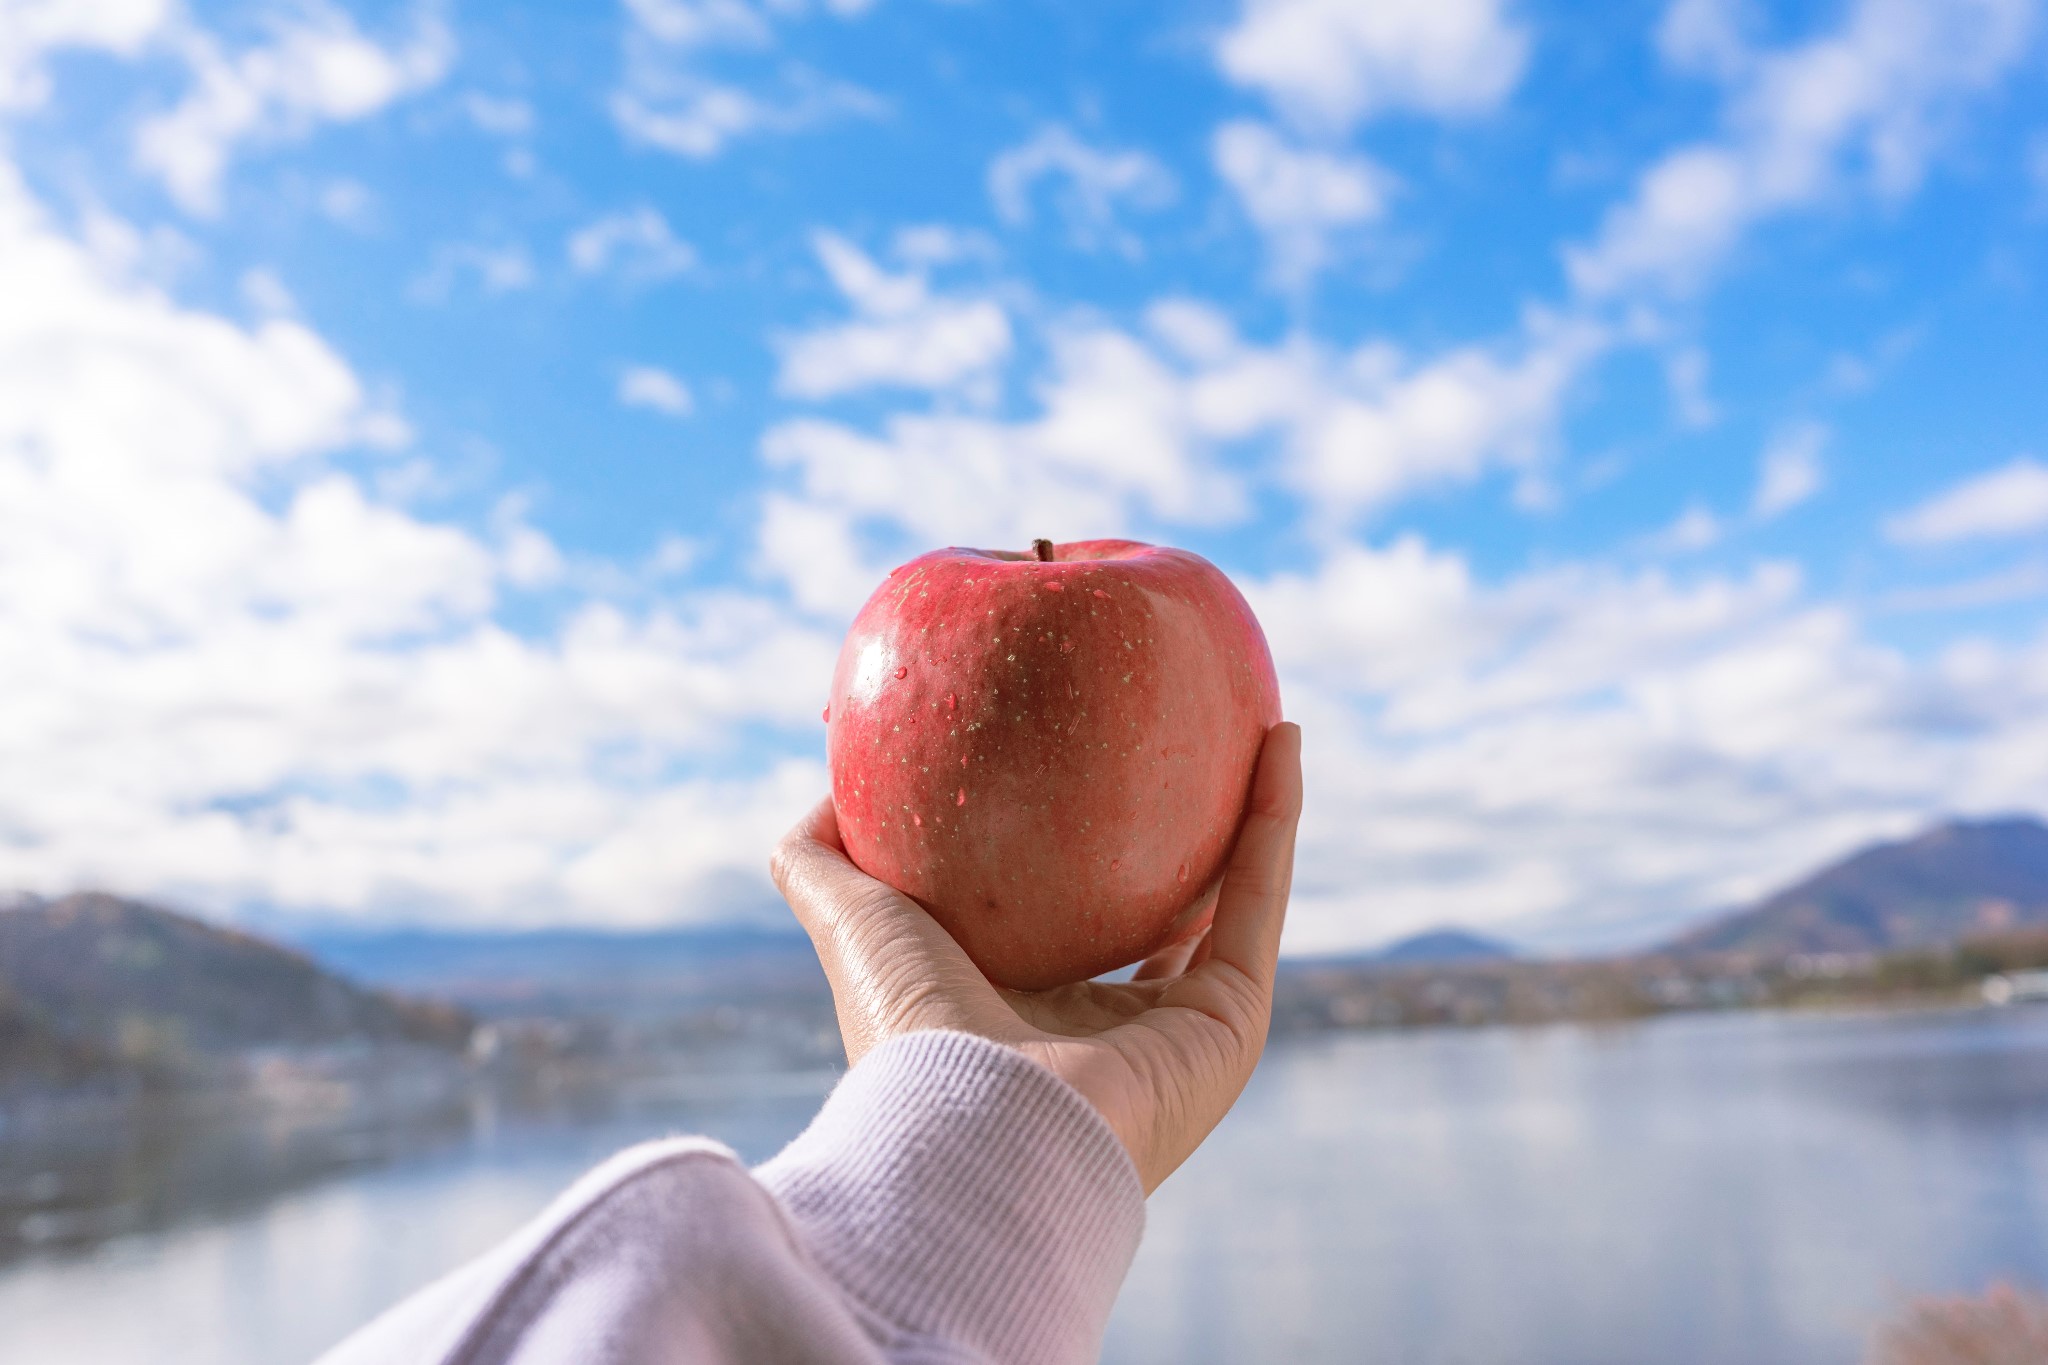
[825,538,1282,990]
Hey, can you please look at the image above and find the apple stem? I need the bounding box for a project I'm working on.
[1032,538,1055,562]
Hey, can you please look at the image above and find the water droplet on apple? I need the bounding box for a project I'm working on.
[1060,638,1075,653]
[1045,580,1064,592]
[821,704,831,723]
[913,812,923,827]
[956,788,966,806]
[1177,862,1189,884]
[1110,858,1121,872]
[1093,589,1110,599]
[946,692,956,710]
[893,665,908,679]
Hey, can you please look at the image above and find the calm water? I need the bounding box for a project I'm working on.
[4,1007,2048,1364]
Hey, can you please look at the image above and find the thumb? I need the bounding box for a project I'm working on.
[1186,722,1302,1031]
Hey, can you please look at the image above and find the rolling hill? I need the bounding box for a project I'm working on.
[0,893,470,1085]
[1671,816,2048,957]
[1377,928,1520,965]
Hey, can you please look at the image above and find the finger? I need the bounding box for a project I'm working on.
[770,798,966,964]
[769,798,1007,1055]
[1193,722,1302,1000]
[1131,925,1209,982]
[768,798,866,941]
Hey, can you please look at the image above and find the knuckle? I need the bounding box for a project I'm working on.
[1211,961,1268,1019]
[767,836,804,889]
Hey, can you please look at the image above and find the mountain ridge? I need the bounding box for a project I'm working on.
[0,892,470,1086]
[1670,815,2048,957]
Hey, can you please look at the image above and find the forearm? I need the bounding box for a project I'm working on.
[316,1031,1145,1365]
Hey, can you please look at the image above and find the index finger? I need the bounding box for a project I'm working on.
[769,797,965,965]
[1194,722,1302,996]
[769,797,1006,1058]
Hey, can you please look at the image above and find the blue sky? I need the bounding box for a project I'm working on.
[2,0,2046,954]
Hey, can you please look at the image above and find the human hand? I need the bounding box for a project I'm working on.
[770,722,1302,1193]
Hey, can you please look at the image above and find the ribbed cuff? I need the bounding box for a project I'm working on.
[755,1030,1145,1364]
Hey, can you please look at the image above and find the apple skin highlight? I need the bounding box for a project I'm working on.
[825,539,1283,990]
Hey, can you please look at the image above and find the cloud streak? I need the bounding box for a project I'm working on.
[136,3,451,215]
[1568,0,2038,299]
[988,124,1176,255]
[1888,457,2048,545]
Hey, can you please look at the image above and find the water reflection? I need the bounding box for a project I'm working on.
[0,1072,834,1365]
[2,1008,2046,1364]
[1109,1008,2048,1365]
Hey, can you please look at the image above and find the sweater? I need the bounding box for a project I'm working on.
[313,1030,1147,1364]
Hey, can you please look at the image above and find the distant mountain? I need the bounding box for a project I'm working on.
[0,982,121,1087]
[1277,927,1521,975]
[1376,928,1521,965]
[1672,816,2048,957]
[0,893,470,1084]
[294,924,828,1017]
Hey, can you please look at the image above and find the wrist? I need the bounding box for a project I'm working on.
[1020,1037,1158,1191]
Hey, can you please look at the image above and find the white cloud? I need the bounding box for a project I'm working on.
[1212,119,1393,284]
[611,72,878,159]
[0,0,170,109]
[135,4,452,216]
[618,364,695,416]
[318,177,376,228]
[409,242,536,301]
[1656,0,1754,80]
[1645,503,1725,553]
[774,231,1012,400]
[464,91,534,136]
[567,207,698,283]
[622,0,774,51]
[1752,420,1826,518]
[1170,304,1605,518]
[758,317,1254,611]
[1569,0,2038,298]
[0,152,839,928]
[1665,345,1717,428]
[891,223,998,268]
[611,0,883,159]
[239,266,296,316]
[1886,456,2048,545]
[645,534,701,578]
[1216,0,1528,133]
[1246,539,2048,952]
[987,124,1176,254]
[757,300,1599,617]
[1882,563,2048,613]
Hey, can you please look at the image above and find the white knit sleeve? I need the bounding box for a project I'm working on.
[314,1030,1145,1365]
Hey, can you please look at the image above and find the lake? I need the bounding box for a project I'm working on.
[4,1005,2047,1364]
